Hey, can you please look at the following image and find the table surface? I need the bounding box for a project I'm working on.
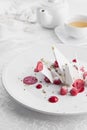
[0,0,87,130]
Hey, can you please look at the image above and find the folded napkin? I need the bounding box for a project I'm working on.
[0,0,39,23]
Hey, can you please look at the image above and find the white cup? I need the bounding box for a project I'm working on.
[64,15,87,39]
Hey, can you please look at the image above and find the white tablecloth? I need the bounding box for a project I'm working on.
[0,0,87,130]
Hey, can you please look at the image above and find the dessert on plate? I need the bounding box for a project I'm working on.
[23,45,87,103]
[34,45,87,96]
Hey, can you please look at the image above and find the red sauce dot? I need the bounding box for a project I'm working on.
[36,84,42,89]
[23,76,38,85]
[48,96,59,103]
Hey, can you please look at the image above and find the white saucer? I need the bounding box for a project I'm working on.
[55,25,87,46]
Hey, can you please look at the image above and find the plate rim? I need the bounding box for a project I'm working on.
[2,44,87,116]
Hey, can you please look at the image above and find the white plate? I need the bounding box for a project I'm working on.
[55,25,87,46]
[2,42,87,115]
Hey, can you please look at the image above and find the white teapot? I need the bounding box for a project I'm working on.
[36,0,69,28]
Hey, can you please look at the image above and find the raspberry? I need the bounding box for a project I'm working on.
[72,79,85,93]
[70,88,78,96]
[72,59,77,63]
[44,76,51,83]
[83,71,87,79]
[60,86,68,95]
[53,60,59,68]
[34,61,43,72]
[53,79,61,85]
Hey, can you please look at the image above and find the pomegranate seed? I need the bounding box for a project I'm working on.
[34,61,43,72]
[53,60,59,68]
[48,96,59,103]
[36,84,42,89]
[72,79,85,93]
[53,79,61,85]
[83,71,87,79]
[44,76,51,83]
[60,86,68,95]
[70,88,78,96]
[72,59,77,63]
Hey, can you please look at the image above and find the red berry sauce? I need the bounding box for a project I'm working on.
[36,84,42,89]
[23,76,38,85]
[48,96,59,103]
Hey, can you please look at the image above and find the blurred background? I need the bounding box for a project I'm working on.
[0,0,87,16]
